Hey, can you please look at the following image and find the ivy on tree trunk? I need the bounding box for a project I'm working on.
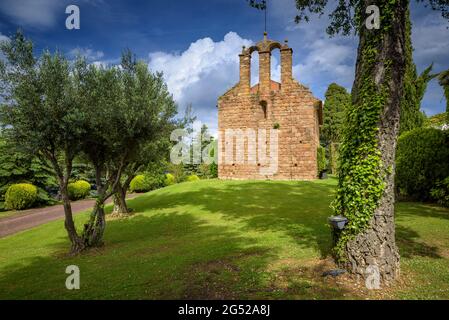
[333,0,409,283]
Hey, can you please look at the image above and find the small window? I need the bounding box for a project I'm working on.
[260,100,267,119]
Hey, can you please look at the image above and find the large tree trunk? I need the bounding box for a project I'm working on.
[338,1,408,284]
[112,184,129,216]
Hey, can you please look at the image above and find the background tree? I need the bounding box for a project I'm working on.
[0,31,86,253]
[110,50,177,216]
[249,0,449,283]
[437,68,449,122]
[322,83,351,174]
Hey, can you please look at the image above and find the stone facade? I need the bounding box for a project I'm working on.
[217,33,323,180]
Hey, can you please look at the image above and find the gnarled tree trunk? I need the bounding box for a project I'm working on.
[81,166,108,247]
[112,184,129,216]
[82,199,106,247]
[57,172,85,254]
[340,0,408,283]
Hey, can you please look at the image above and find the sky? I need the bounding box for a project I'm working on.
[0,0,448,136]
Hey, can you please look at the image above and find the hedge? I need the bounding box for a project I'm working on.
[68,180,91,201]
[396,128,449,201]
[4,183,38,210]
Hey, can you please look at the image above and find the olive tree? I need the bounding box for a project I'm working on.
[0,31,86,253]
[75,52,177,246]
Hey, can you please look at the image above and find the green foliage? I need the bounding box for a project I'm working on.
[0,135,57,203]
[0,137,30,196]
[431,177,449,207]
[322,83,350,145]
[317,146,327,175]
[67,180,91,201]
[71,158,95,184]
[322,83,350,174]
[186,174,200,182]
[396,128,449,201]
[437,69,449,122]
[129,175,151,193]
[164,173,176,186]
[4,183,38,210]
[143,173,165,191]
[167,163,187,183]
[209,162,218,178]
[425,112,448,127]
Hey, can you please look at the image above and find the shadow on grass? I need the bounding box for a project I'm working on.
[0,180,347,299]
[396,225,442,259]
[1,211,279,299]
[396,202,449,221]
[132,180,335,259]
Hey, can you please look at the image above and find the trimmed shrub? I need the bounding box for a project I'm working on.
[396,128,449,201]
[129,175,150,193]
[431,177,449,207]
[143,174,165,191]
[68,180,91,201]
[5,183,38,210]
[164,173,175,186]
[186,174,200,182]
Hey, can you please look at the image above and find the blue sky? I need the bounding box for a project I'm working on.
[0,0,448,135]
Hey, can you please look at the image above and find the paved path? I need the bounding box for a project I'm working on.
[0,194,138,238]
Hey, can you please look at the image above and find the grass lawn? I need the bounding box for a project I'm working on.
[0,178,448,299]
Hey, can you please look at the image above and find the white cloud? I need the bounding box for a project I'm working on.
[148,32,252,103]
[148,32,254,136]
[0,0,64,28]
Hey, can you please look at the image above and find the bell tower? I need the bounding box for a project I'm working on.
[238,32,293,94]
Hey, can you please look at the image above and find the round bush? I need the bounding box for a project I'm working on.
[164,173,175,186]
[68,180,91,201]
[130,175,150,193]
[144,174,165,191]
[5,183,38,210]
[186,174,200,182]
[396,128,449,200]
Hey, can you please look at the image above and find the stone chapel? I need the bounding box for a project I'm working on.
[217,33,323,180]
